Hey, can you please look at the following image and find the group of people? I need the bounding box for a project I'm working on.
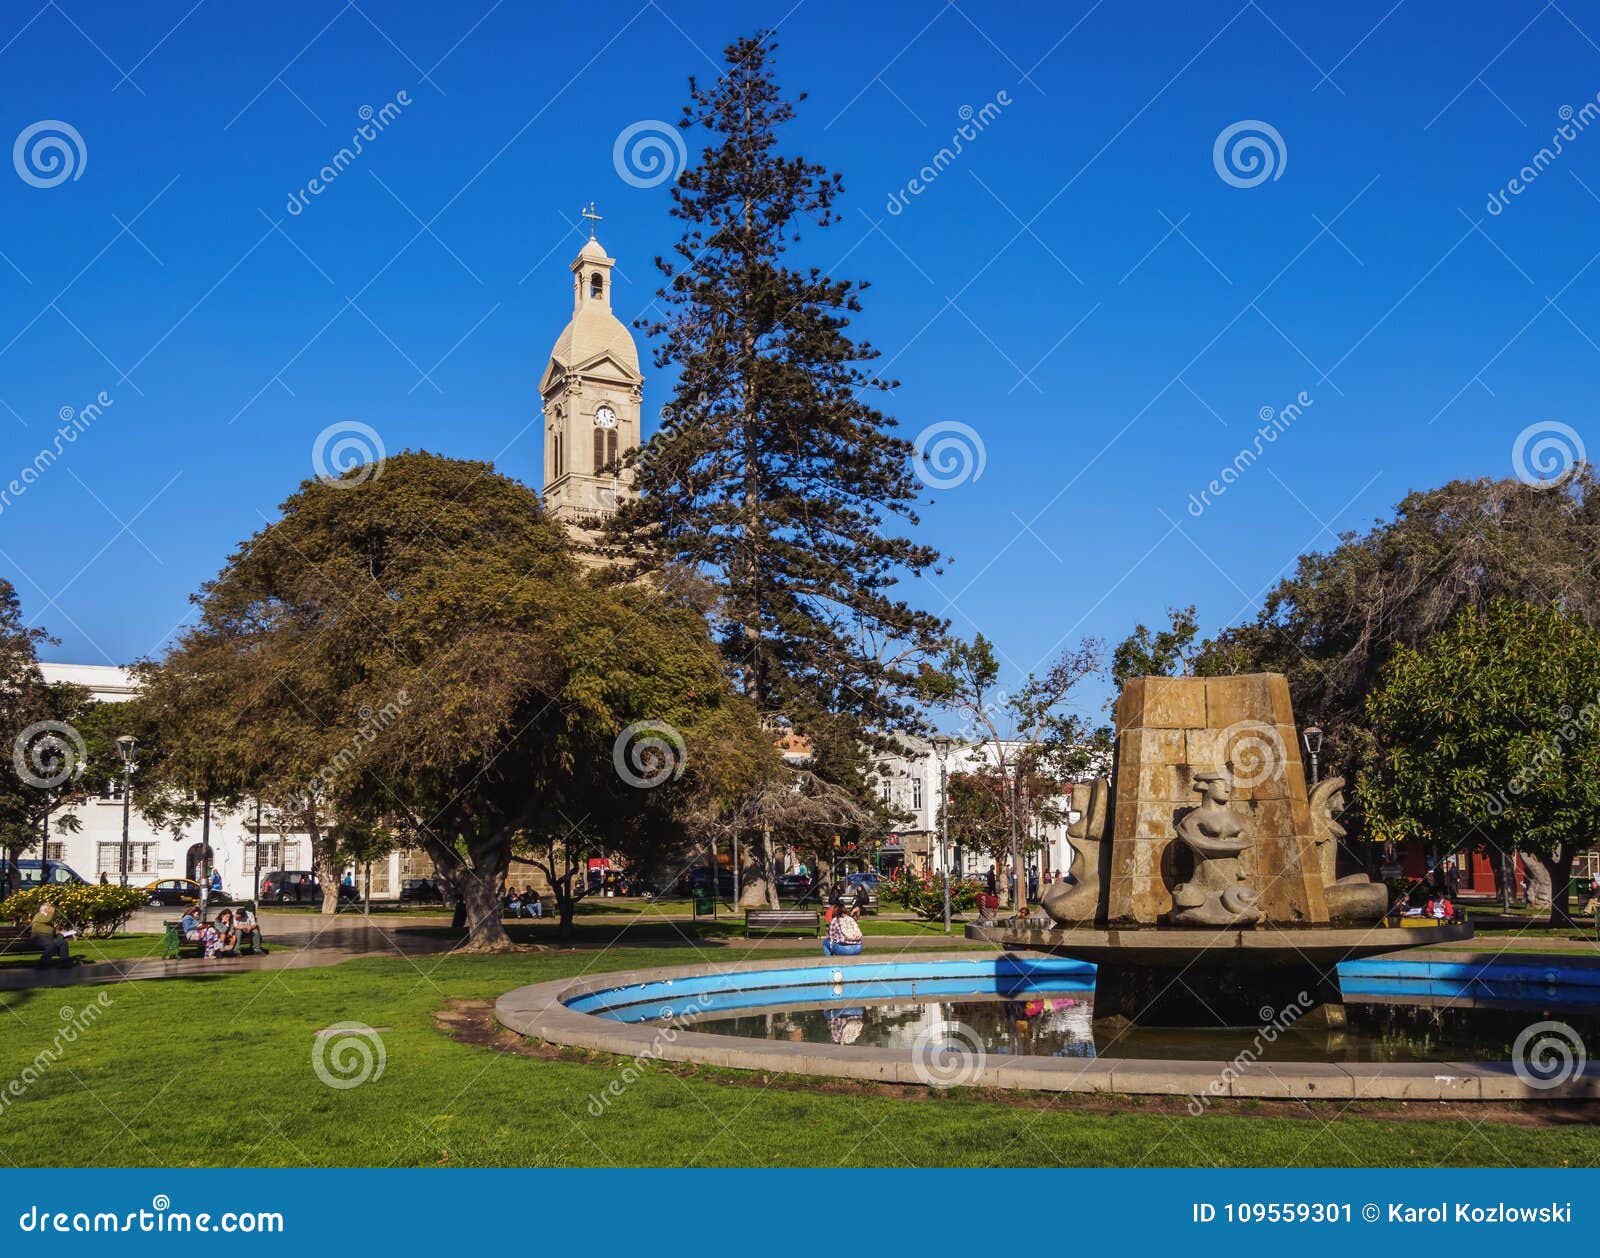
[178,906,264,959]
[504,886,544,918]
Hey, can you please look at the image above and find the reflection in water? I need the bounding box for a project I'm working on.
[689,996,1600,1063]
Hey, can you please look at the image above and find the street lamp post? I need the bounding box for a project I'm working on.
[1301,725,1323,786]
[933,735,952,934]
[115,735,137,887]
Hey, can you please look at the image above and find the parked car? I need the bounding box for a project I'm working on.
[258,870,322,904]
[775,872,819,902]
[141,878,238,908]
[0,858,87,898]
[839,871,881,911]
[681,868,735,897]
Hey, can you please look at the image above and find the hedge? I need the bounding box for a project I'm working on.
[0,884,147,938]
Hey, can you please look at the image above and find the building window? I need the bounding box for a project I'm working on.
[97,842,155,877]
[44,842,65,861]
[912,778,923,810]
[593,427,618,473]
[590,272,603,300]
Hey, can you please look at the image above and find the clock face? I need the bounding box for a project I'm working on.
[595,405,617,429]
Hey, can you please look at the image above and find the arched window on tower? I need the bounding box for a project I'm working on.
[589,272,604,300]
[593,425,605,473]
[606,428,618,467]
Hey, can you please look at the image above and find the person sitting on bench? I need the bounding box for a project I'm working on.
[234,905,265,954]
[31,902,71,968]
[823,906,864,957]
[179,908,221,959]
[213,910,239,956]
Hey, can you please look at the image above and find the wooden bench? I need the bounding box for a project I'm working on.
[162,918,269,959]
[0,922,33,957]
[744,908,821,938]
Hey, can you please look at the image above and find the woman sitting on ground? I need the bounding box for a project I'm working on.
[823,906,864,957]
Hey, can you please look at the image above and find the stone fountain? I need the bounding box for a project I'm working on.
[968,673,1470,1028]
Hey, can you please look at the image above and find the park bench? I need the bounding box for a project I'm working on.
[0,921,33,956]
[162,918,269,959]
[743,908,821,938]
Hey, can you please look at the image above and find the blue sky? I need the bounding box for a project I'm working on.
[2,0,1598,713]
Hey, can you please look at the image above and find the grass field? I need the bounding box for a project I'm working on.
[1,943,1597,1168]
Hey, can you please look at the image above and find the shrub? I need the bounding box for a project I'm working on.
[1,884,147,938]
[881,867,981,920]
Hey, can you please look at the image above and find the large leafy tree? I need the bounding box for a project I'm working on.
[1196,471,1600,812]
[1111,605,1198,690]
[608,31,945,737]
[1361,600,1600,927]
[0,579,90,892]
[142,452,759,948]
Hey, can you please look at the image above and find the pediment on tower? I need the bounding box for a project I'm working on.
[539,350,641,398]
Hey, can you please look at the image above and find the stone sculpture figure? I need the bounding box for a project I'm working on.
[1169,770,1264,927]
[1309,776,1388,924]
[1041,777,1110,925]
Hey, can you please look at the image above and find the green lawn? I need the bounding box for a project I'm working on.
[1,945,1597,1168]
[1,933,171,970]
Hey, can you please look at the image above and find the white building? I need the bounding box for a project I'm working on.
[34,663,438,898]
[866,735,1087,880]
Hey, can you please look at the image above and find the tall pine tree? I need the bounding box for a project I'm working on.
[610,32,945,735]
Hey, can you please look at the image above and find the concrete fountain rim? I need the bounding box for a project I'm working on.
[492,950,1600,1103]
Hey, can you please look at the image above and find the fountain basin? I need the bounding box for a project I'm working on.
[493,950,1600,1102]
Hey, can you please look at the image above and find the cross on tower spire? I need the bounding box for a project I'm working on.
[581,201,603,241]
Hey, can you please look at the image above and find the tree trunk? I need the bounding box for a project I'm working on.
[764,829,779,909]
[1520,851,1551,908]
[456,833,512,951]
[307,816,340,915]
[1535,847,1576,929]
[737,830,774,908]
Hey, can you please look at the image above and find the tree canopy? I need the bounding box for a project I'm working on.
[137,451,768,946]
[1360,599,1600,925]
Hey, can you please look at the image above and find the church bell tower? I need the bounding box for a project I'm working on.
[540,205,642,540]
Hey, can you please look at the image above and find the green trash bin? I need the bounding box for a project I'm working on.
[692,888,714,918]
